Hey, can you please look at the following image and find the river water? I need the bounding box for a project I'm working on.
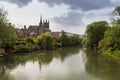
[0,47,120,80]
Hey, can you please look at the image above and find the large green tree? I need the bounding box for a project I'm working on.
[0,7,16,46]
[98,6,120,59]
[84,21,108,48]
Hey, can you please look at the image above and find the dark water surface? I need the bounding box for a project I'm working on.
[0,47,120,80]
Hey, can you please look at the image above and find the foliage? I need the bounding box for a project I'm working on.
[84,21,108,48]
[112,6,120,26]
[99,27,120,51]
[60,30,71,47]
[111,19,120,26]
[59,30,81,47]
[14,42,39,53]
[0,7,17,48]
[97,5,120,60]
[103,50,120,60]
[69,36,81,46]
[113,5,120,16]
[35,32,54,50]
[52,38,62,48]
[26,37,34,44]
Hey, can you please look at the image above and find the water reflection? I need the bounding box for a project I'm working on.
[85,49,120,80]
[0,47,81,80]
[0,47,120,80]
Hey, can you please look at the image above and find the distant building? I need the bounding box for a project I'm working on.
[51,31,82,38]
[51,32,61,38]
[17,16,51,38]
[16,26,28,38]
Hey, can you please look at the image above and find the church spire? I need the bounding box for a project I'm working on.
[40,15,42,24]
[46,20,47,23]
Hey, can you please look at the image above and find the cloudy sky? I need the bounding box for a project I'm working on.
[0,0,120,34]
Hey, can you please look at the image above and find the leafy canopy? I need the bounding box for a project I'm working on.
[0,7,16,43]
[84,21,108,48]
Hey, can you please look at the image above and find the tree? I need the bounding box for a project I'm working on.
[99,26,120,51]
[84,21,108,48]
[98,5,120,59]
[111,6,120,26]
[113,5,120,16]
[0,7,16,47]
[70,36,81,46]
[60,30,71,47]
[35,33,54,50]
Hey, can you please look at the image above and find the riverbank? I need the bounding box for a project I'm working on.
[0,31,82,56]
[102,50,120,61]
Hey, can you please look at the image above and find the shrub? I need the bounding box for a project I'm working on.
[35,33,54,50]
[14,42,40,53]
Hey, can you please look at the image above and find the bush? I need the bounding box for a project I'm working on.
[59,30,70,47]
[103,50,120,60]
[53,38,62,48]
[59,30,81,47]
[13,42,40,53]
[26,37,34,44]
[35,33,54,50]
[99,27,120,51]
[70,36,81,46]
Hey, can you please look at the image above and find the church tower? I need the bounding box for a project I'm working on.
[38,15,50,34]
[39,16,42,26]
[38,16,44,34]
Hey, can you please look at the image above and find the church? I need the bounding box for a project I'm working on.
[17,16,51,38]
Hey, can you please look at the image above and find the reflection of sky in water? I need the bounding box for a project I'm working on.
[9,50,100,80]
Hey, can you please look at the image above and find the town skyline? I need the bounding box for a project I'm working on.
[0,0,120,34]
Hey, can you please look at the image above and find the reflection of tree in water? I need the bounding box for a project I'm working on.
[40,47,80,62]
[0,47,80,79]
[0,57,13,80]
[85,49,120,80]
[57,47,80,61]
[0,51,53,79]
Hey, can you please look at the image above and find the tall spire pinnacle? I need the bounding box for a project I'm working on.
[40,15,42,24]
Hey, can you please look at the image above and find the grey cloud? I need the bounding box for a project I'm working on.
[53,7,114,28]
[53,11,84,27]
[39,0,118,11]
[84,8,113,19]
[1,0,119,10]
[1,0,32,7]
[40,0,119,28]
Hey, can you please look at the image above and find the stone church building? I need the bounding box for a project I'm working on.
[17,16,51,38]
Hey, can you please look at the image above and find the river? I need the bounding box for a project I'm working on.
[0,47,120,80]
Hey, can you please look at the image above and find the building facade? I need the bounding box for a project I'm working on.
[17,16,51,38]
